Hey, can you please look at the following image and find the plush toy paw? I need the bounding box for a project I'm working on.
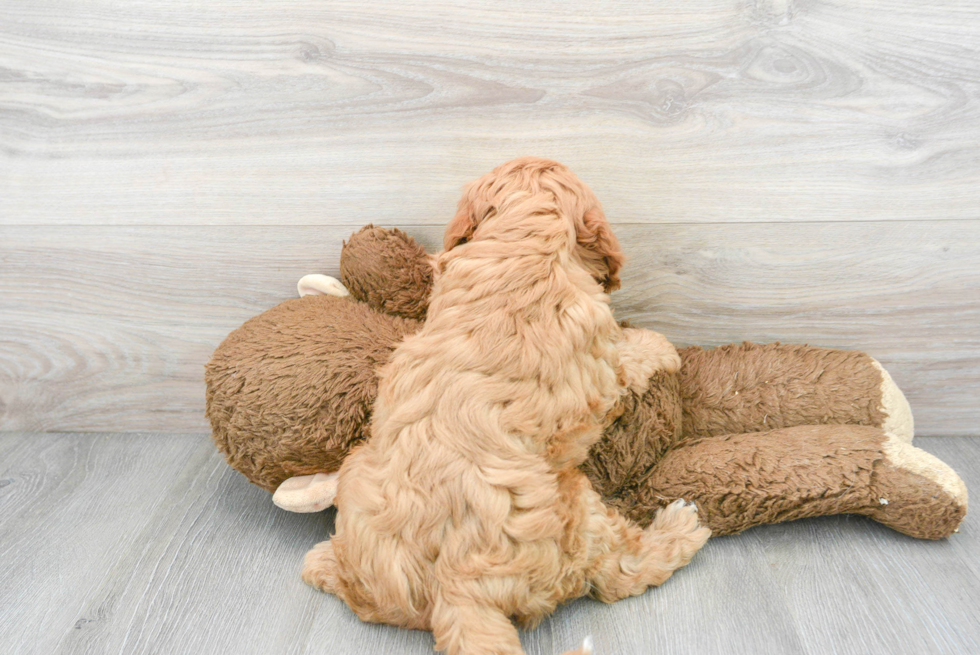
[273,472,339,512]
[297,274,350,298]
[868,433,968,539]
[870,359,914,442]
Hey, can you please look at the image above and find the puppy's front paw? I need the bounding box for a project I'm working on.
[618,327,681,391]
[647,500,711,561]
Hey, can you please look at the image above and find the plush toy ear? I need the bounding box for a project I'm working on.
[273,472,339,512]
[577,206,625,292]
[444,198,480,251]
[297,274,350,298]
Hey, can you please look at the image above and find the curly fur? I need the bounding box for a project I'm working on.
[301,158,709,655]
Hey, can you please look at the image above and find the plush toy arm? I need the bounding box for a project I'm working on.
[679,342,913,443]
[339,225,435,321]
[621,425,967,540]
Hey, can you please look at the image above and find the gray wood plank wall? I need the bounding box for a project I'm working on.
[2,0,979,435]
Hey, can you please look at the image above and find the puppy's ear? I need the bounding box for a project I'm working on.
[578,206,625,292]
[444,198,479,251]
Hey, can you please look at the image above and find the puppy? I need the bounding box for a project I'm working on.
[303,157,709,655]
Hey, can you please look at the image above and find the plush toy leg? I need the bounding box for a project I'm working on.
[297,274,349,298]
[626,425,966,539]
[273,472,339,512]
[679,343,914,442]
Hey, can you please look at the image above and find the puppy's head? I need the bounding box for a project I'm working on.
[444,157,624,292]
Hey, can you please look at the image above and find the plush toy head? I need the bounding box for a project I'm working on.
[339,225,432,321]
[207,226,440,494]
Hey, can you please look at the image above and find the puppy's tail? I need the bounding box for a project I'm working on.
[301,540,339,594]
[430,588,525,655]
[430,588,593,655]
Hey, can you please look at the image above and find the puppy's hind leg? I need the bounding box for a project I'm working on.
[430,594,590,655]
[301,540,339,594]
[587,498,710,603]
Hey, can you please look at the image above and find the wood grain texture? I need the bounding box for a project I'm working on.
[754,435,980,655]
[0,433,207,653]
[0,432,977,654]
[1,0,979,225]
[2,220,978,435]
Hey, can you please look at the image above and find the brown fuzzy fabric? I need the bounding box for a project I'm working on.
[868,456,967,539]
[627,425,964,539]
[205,295,419,492]
[582,369,682,500]
[679,342,886,439]
[339,225,433,321]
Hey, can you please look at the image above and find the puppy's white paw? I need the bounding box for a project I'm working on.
[647,499,711,560]
[297,274,349,298]
[650,499,698,531]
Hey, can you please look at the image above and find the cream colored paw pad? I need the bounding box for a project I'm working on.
[273,472,339,512]
[883,433,968,508]
[871,359,914,443]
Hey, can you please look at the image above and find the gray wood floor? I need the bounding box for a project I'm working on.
[1,433,976,655]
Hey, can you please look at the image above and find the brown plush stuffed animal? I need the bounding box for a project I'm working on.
[206,226,967,539]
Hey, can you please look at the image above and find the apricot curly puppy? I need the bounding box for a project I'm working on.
[302,158,710,655]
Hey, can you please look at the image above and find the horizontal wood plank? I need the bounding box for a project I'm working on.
[1,0,978,225]
[1,220,977,434]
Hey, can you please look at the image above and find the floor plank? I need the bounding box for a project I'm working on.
[57,446,326,655]
[0,433,207,654]
[2,221,978,435]
[2,0,979,226]
[0,433,976,654]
